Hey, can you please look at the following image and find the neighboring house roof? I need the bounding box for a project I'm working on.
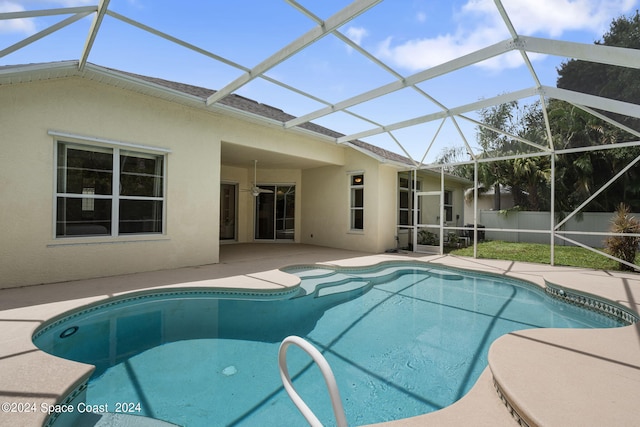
[0,61,469,183]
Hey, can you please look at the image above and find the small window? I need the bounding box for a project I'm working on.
[56,141,165,237]
[350,174,364,230]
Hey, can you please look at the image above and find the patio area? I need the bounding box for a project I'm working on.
[1,244,639,427]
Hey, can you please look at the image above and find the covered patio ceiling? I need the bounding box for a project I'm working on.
[1,0,640,169]
[221,141,337,170]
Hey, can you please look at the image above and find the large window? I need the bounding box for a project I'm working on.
[350,173,364,230]
[56,141,165,237]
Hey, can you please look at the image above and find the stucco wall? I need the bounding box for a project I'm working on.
[2,74,471,287]
[374,164,399,251]
[300,150,397,253]
[0,77,225,287]
[0,75,364,288]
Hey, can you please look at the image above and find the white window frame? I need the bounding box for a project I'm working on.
[349,171,364,231]
[444,189,453,223]
[398,172,422,226]
[52,131,169,239]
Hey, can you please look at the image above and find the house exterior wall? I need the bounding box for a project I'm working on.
[375,164,400,251]
[300,150,402,253]
[0,77,223,288]
[0,73,466,288]
[0,76,342,288]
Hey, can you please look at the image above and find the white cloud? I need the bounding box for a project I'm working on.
[377,34,480,71]
[376,0,638,72]
[491,0,639,37]
[346,26,368,46]
[0,0,100,35]
[344,26,369,54]
[0,2,36,35]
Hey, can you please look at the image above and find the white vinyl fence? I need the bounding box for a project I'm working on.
[478,211,625,248]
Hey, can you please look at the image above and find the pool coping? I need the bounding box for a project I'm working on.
[1,250,640,427]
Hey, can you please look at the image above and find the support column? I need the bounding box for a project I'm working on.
[473,160,479,259]
[550,154,556,265]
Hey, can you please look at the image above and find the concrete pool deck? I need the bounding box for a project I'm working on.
[1,244,639,427]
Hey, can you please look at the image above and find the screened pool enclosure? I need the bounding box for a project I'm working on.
[2,0,640,269]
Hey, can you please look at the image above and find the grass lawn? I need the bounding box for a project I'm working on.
[448,240,636,270]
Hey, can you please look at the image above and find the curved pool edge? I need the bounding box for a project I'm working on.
[488,323,640,427]
[1,268,304,427]
[485,274,640,427]
[2,252,640,427]
[345,257,640,427]
[31,284,302,344]
[425,257,640,427]
[360,369,516,427]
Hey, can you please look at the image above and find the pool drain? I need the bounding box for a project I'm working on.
[222,365,238,376]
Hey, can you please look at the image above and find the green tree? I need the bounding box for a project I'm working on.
[557,11,640,132]
[440,10,640,215]
[476,101,520,210]
[475,101,552,211]
[511,156,551,211]
[552,11,640,212]
[548,107,640,214]
[437,101,552,211]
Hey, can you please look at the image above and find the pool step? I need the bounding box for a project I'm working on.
[294,266,436,298]
[297,272,370,297]
[314,278,371,297]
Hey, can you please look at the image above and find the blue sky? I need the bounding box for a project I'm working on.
[1,0,638,162]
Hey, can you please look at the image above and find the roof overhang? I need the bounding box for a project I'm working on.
[1,61,424,168]
[0,61,342,144]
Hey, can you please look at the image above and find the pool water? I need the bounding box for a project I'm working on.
[34,264,625,427]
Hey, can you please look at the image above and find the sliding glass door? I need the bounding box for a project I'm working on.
[255,185,295,240]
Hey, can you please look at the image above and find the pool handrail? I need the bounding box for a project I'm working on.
[278,335,348,427]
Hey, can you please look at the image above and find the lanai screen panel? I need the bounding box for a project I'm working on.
[2,0,639,164]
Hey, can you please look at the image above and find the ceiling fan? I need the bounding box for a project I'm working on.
[242,160,273,197]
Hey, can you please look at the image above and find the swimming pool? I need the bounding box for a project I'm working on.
[33,262,630,426]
